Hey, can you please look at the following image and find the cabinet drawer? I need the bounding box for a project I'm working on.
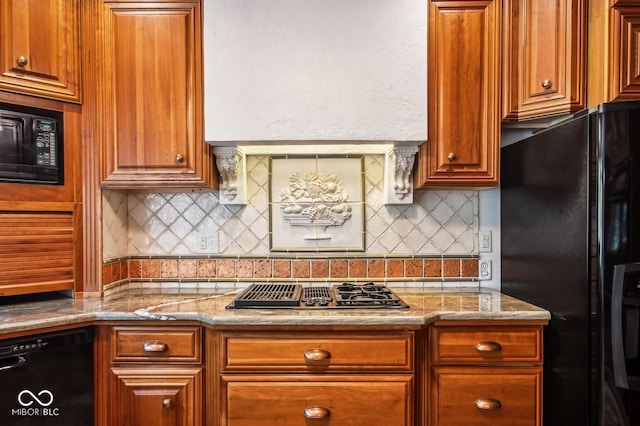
[111,326,201,363]
[222,331,414,372]
[431,367,542,426]
[430,325,543,364]
[223,375,413,426]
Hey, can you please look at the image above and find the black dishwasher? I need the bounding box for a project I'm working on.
[0,327,94,425]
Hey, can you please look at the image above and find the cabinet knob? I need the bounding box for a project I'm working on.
[541,79,552,89]
[447,152,456,162]
[303,406,331,419]
[475,398,502,410]
[162,398,172,409]
[304,348,332,361]
[142,340,168,353]
[175,154,184,163]
[474,341,502,352]
[17,56,28,67]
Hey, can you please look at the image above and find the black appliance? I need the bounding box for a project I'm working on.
[501,100,640,425]
[227,283,409,309]
[0,102,63,185]
[0,327,94,425]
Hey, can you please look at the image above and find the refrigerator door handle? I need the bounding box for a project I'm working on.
[612,262,640,390]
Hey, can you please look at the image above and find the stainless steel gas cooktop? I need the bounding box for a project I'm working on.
[226,283,409,310]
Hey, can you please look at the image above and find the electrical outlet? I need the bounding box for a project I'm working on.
[479,230,492,252]
[197,233,217,253]
[478,259,492,280]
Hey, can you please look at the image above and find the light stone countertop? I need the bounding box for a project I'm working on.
[0,287,550,336]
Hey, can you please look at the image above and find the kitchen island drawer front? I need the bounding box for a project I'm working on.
[222,331,414,372]
[431,367,542,426]
[431,325,543,364]
[223,375,413,426]
[111,326,201,363]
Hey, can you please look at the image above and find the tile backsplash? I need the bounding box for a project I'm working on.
[102,154,479,289]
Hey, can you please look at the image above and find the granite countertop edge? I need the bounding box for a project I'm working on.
[0,288,551,336]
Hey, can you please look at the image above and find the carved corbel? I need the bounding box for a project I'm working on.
[384,145,419,204]
[213,147,247,205]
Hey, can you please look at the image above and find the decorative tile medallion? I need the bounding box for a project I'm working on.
[269,156,365,251]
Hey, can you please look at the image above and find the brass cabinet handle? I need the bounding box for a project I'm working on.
[541,79,552,89]
[474,341,502,352]
[303,406,331,419]
[162,398,172,409]
[304,348,332,361]
[447,152,456,161]
[142,340,168,352]
[17,56,28,67]
[175,154,184,163]
[475,398,502,410]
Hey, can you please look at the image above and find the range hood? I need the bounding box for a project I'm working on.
[202,0,427,205]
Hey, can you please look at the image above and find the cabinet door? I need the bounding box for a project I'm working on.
[99,1,213,190]
[418,0,500,187]
[502,0,585,120]
[613,6,640,99]
[110,367,202,426]
[430,367,542,426]
[0,0,80,102]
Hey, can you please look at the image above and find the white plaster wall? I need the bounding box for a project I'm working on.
[203,0,427,141]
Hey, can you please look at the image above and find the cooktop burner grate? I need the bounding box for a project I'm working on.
[302,286,333,307]
[231,283,302,307]
[226,283,409,309]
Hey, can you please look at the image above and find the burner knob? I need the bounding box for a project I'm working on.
[304,348,332,361]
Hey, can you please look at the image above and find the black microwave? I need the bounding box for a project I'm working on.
[0,102,63,185]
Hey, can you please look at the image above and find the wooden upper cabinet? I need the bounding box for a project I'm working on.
[502,0,586,120]
[0,0,81,102]
[613,6,640,98]
[417,0,500,188]
[588,0,640,106]
[98,0,214,190]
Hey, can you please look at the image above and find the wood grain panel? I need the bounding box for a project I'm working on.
[0,0,81,102]
[430,324,543,364]
[502,0,585,120]
[223,375,414,426]
[419,0,500,187]
[430,367,542,426]
[222,331,414,372]
[616,7,640,97]
[97,1,214,190]
[0,211,74,295]
[111,326,201,363]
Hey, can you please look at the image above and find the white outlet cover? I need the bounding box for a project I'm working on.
[478,259,492,281]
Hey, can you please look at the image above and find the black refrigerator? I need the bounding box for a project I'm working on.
[501,100,640,426]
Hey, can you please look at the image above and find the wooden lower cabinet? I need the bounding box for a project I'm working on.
[427,321,545,426]
[430,367,542,426]
[95,322,545,426]
[96,323,203,426]
[110,367,202,426]
[223,375,413,426]
[209,328,416,426]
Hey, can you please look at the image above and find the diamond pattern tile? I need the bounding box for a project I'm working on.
[102,154,478,260]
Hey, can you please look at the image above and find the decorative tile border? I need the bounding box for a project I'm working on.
[102,255,479,288]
